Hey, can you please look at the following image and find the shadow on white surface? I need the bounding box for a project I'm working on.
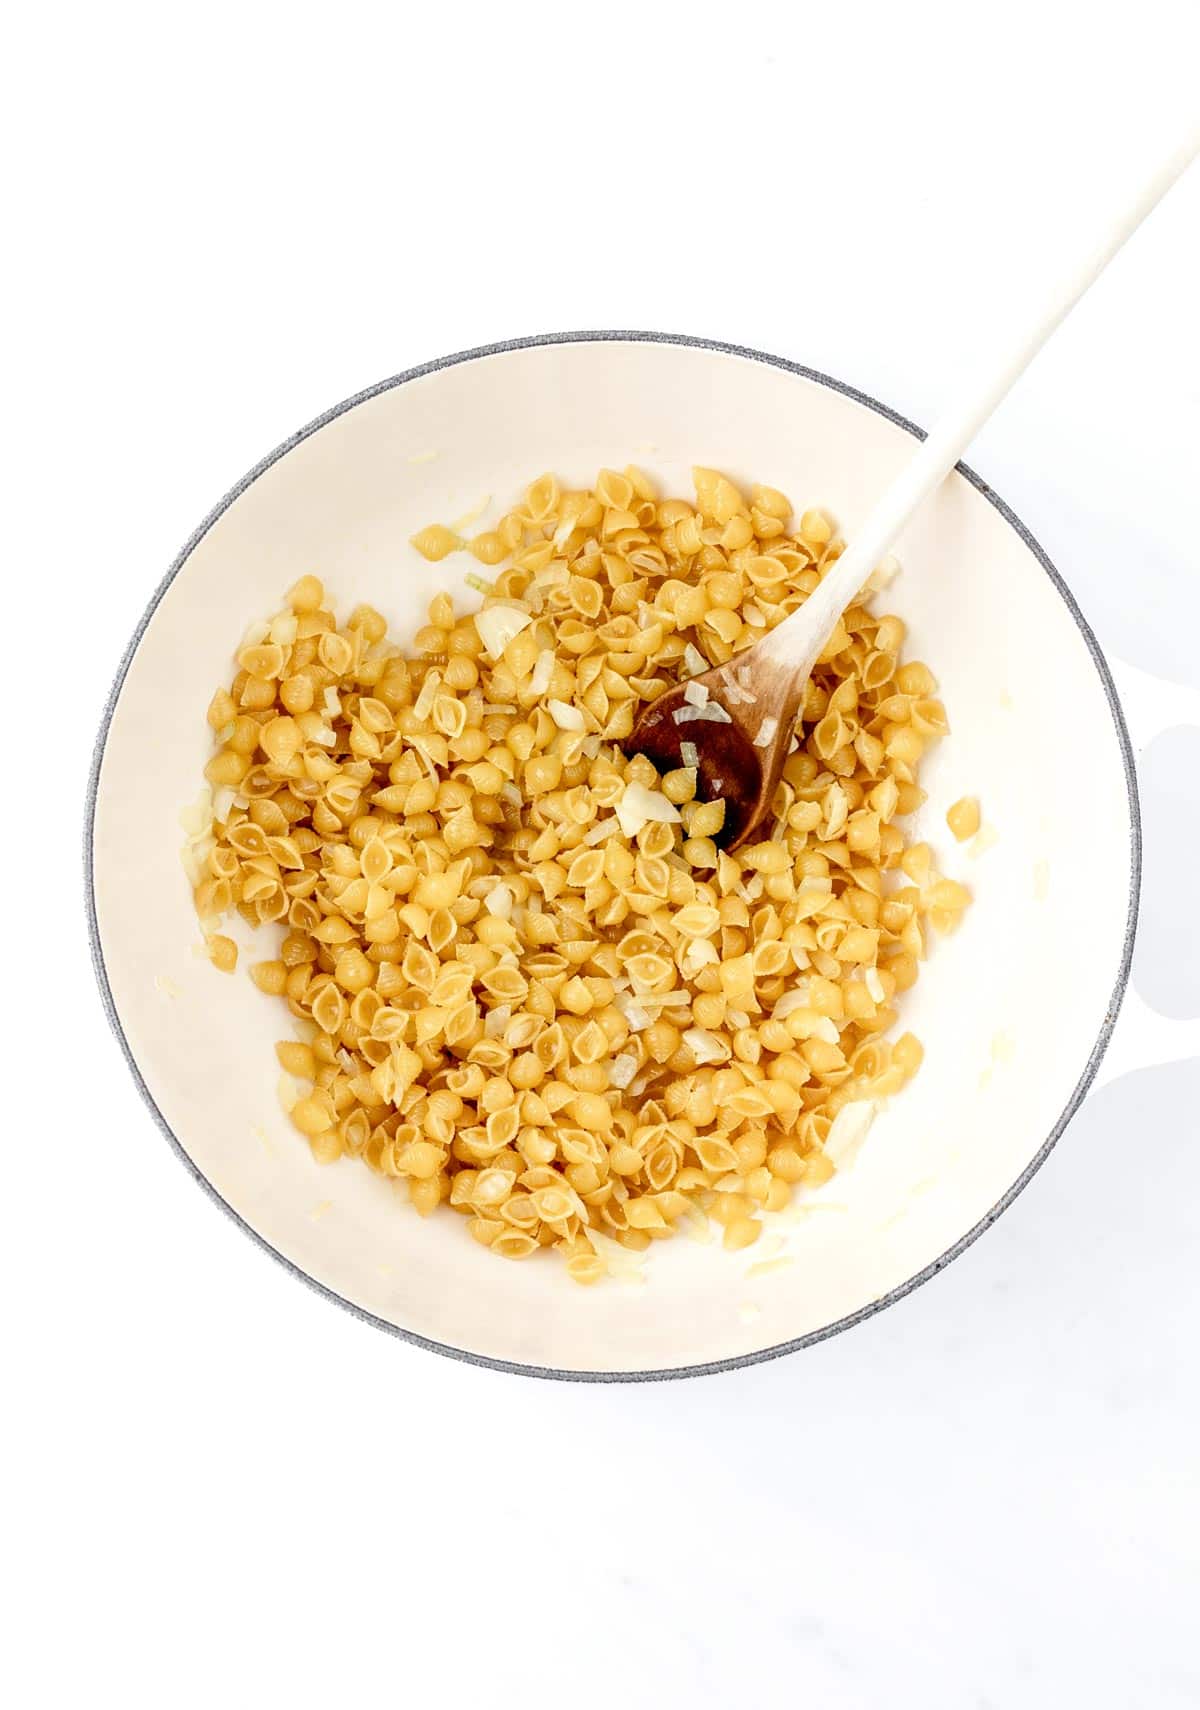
[1135,725,1200,1017]
[531,1057,1200,1709]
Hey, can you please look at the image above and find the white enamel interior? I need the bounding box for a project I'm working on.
[90,337,1135,1375]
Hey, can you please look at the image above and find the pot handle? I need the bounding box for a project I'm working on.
[1091,989,1200,1093]
[1108,654,1200,757]
[1090,655,1200,1093]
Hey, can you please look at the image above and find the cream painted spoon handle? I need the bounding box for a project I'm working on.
[758,123,1200,682]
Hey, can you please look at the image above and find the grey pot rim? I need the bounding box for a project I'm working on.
[85,328,1140,1383]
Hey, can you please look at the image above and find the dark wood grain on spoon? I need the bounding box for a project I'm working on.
[623,653,805,852]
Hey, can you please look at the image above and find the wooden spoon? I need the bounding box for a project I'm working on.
[625,131,1199,850]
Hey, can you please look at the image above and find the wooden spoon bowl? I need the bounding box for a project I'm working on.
[623,655,804,851]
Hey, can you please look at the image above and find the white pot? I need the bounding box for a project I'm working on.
[86,333,1200,1379]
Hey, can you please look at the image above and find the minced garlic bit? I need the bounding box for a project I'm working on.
[196,465,967,1280]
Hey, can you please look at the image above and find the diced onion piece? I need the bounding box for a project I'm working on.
[547,698,585,731]
[179,788,214,838]
[682,644,709,678]
[484,1004,511,1038]
[751,1234,784,1264]
[680,938,719,976]
[613,991,653,1028]
[413,670,441,722]
[615,782,682,838]
[720,675,755,705]
[450,495,491,533]
[683,680,710,707]
[474,602,534,659]
[530,649,554,695]
[583,816,620,844]
[771,984,812,1021]
[484,883,512,919]
[609,1055,639,1089]
[211,786,237,824]
[776,1006,836,1042]
[746,1255,794,1278]
[464,573,494,597]
[823,1101,877,1168]
[753,716,778,748]
[824,781,849,838]
[673,702,733,725]
[583,1225,645,1282]
[324,686,341,718]
[680,741,699,769]
[683,1028,727,1065]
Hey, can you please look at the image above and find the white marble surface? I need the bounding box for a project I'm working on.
[7,3,1199,1706]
